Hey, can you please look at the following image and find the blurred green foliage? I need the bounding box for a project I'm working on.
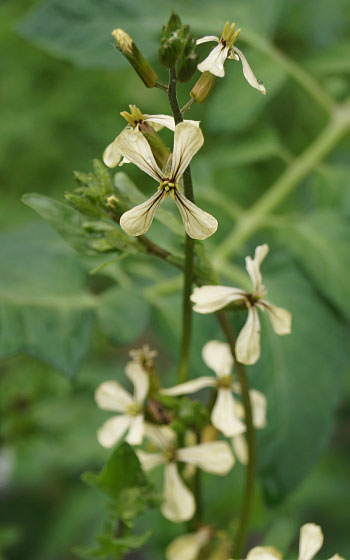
[0,0,349,559]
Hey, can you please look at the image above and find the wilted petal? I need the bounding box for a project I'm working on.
[103,136,123,168]
[202,340,233,377]
[171,122,204,181]
[177,441,234,474]
[120,190,166,236]
[191,285,246,313]
[97,414,131,448]
[125,361,149,404]
[211,388,246,437]
[197,43,229,77]
[196,35,220,45]
[144,423,177,450]
[117,128,163,181]
[250,389,267,429]
[174,190,218,240]
[247,546,283,560]
[262,301,292,335]
[245,244,269,294]
[235,306,261,365]
[161,376,216,396]
[95,381,133,412]
[126,414,144,445]
[144,114,176,131]
[232,46,267,94]
[166,527,211,560]
[162,462,195,522]
[299,523,324,560]
[136,449,165,471]
[232,433,248,465]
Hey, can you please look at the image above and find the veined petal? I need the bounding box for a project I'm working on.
[245,244,269,294]
[144,114,176,131]
[261,301,292,335]
[125,361,149,404]
[103,136,123,168]
[177,441,234,474]
[250,389,267,429]
[191,285,246,313]
[144,423,177,450]
[171,122,204,181]
[117,128,163,181]
[299,523,324,560]
[162,462,195,522]
[247,546,283,560]
[126,414,144,445]
[232,46,267,94]
[197,43,229,77]
[120,190,166,236]
[136,449,165,471]
[174,190,218,240]
[211,388,246,437]
[166,527,211,560]
[97,414,131,448]
[161,376,216,396]
[232,433,248,465]
[235,306,261,365]
[202,340,233,377]
[196,35,220,45]
[95,381,133,412]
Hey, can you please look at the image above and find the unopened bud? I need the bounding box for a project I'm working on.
[112,28,158,88]
[190,71,217,103]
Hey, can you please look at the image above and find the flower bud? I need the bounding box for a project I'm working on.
[112,28,158,88]
[190,71,217,103]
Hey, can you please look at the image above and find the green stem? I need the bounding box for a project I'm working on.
[214,102,350,264]
[168,67,195,384]
[216,311,256,557]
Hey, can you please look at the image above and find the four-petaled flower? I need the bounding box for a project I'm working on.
[95,359,149,448]
[196,21,266,94]
[191,245,292,365]
[137,424,234,522]
[116,122,218,239]
[161,340,266,460]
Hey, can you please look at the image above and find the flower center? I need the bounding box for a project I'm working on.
[217,374,233,389]
[164,447,177,462]
[220,21,241,49]
[126,402,142,416]
[120,104,145,127]
[159,179,178,196]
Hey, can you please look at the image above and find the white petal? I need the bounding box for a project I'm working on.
[171,122,204,181]
[247,546,283,560]
[232,434,249,465]
[299,523,324,560]
[196,35,220,45]
[235,306,261,365]
[174,190,218,240]
[245,244,269,294]
[103,136,123,168]
[177,441,234,474]
[97,414,131,448]
[125,414,144,445]
[95,381,133,412]
[120,190,166,236]
[144,114,176,131]
[161,376,216,396]
[125,361,149,404]
[232,47,267,94]
[262,301,292,335]
[117,128,163,181]
[162,462,195,522]
[327,556,345,560]
[250,389,267,429]
[197,43,229,77]
[191,285,246,314]
[136,450,165,471]
[202,340,233,377]
[166,527,211,560]
[143,423,177,450]
[211,388,246,437]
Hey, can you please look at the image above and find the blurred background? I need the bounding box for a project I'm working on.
[0,0,349,558]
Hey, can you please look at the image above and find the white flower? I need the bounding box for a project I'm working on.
[137,424,234,522]
[191,244,292,365]
[161,341,266,454]
[95,360,149,448]
[197,21,266,94]
[116,122,218,239]
[166,526,211,560]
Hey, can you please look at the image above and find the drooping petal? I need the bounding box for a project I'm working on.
[211,388,246,437]
[144,114,176,131]
[97,414,131,448]
[232,433,249,465]
[171,122,204,181]
[125,361,149,404]
[144,423,177,450]
[103,136,123,168]
[298,523,324,560]
[191,285,246,313]
[174,190,218,240]
[245,244,269,294]
[95,381,133,412]
[197,43,229,77]
[161,376,216,396]
[235,306,261,365]
[177,441,234,474]
[261,301,292,335]
[126,414,144,445]
[250,389,267,429]
[232,46,267,94]
[136,450,165,471]
[117,128,163,181]
[247,546,283,560]
[196,35,220,45]
[166,527,211,560]
[202,340,233,377]
[120,190,166,236]
[162,462,195,522]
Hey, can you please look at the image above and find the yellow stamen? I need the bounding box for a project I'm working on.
[221,21,241,48]
[120,104,145,126]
